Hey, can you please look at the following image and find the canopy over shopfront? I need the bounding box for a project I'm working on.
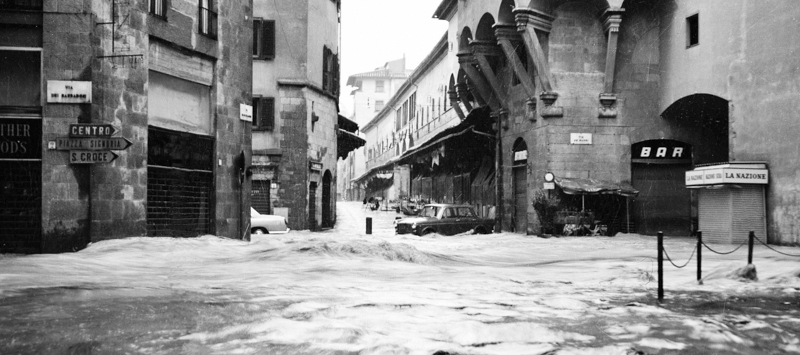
[337,115,366,159]
[554,177,639,197]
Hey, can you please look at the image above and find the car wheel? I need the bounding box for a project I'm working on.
[252,227,268,235]
[473,227,487,234]
[421,229,434,236]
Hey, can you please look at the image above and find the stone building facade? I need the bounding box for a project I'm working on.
[0,0,252,253]
[251,0,349,231]
[360,0,800,245]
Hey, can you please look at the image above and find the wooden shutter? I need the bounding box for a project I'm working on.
[253,20,261,57]
[260,97,274,130]
[263,20,275,58]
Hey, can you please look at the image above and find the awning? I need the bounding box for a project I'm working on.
[554,177,639,197]
[396,106,494,165]
[337,129,366,159]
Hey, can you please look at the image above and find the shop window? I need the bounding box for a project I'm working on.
[686,13,699,47]
[198,0,217,39]
[149,0,168,18]
[0,0,43,10]
[253,19,275,59]
[148,70,212,135]
[252,97,275,131]
[0,50,40,108]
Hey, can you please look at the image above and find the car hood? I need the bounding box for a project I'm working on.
[396,217,435,224]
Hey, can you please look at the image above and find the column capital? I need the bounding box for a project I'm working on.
[602,8,625,33]
[470,40,501,57]
[493,23,520,43]
[456,51,476,65]
[513,7,555,33]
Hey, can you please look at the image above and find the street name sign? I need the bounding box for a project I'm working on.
[69,124,118,137]
[70,150,119,164]
[56,137,132,151]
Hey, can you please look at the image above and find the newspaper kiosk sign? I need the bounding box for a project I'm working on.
[685,163,768,187]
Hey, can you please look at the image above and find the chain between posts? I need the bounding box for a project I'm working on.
[662,245,696,269]
[753,234,800,257]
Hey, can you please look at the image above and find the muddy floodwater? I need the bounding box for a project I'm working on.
[1,202,799,354]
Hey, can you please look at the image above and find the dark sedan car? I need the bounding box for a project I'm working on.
[395,204,494,236]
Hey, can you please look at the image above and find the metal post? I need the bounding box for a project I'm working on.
[748,230,755,264]
[657,231,664,302]
[366,217,372,235]
[696,231,702,282]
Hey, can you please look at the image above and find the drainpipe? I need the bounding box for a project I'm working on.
[493,109,506,233]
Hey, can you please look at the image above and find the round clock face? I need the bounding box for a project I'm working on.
[544,172,555,182]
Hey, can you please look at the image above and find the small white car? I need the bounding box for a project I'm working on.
[250,208,290,234]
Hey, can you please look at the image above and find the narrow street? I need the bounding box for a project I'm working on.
[1,202,798,354]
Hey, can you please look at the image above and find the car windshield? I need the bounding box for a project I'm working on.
[419,206,440,218]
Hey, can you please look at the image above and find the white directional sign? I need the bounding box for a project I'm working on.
[56,137,132,151]
[70,150,119,164]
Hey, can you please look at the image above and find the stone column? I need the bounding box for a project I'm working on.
[492,109,507,233]
[447,87,466,119]
[600,8,624,119]
[454,82,474,111]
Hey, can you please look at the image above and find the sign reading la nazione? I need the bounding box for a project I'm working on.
[685,163,768,186]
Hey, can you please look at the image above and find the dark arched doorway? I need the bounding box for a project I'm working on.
[512,138,528,233]
[322,170,333,228]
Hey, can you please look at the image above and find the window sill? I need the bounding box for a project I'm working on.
[253,55,275,61]
[200,32,218,41]
[149,13,168,21]
[686,43,699,49]
[252,128,275,132]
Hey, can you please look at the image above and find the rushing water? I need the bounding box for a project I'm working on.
[0,202,798,354]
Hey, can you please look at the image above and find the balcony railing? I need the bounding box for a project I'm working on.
[199,6,217,39]
[0,0,43,10]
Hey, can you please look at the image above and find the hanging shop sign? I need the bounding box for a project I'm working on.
[47,81,92,104]
[240,104,253,122]
[0,119,42,160]
[632,139,692,164]
[309,161,323,171]
[570,133,592,145]
[513,150,528,162]
[685,162,768,187]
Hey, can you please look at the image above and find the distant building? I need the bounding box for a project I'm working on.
[251,0,362,230]
[0,0,252,253]
[337,58,410,201]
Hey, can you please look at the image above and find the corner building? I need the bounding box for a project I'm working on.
[363,0,800,245]
[0,0,252,253]
[251,0,356,231]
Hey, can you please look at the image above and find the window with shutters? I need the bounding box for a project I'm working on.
[198,0,217,39]
[322,46,339,96]
[149,0,168,18]
[252,97,275,131]
[253,19,275,60]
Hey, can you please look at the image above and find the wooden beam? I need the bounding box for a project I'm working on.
[457,52,500,110]
[495,24,536,98]
[514,7,555,92]
[471,40,507,109]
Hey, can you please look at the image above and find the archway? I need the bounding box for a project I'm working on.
[498,0,517,25]
[322,170,333,228]
[511,138,528,233]
[661,94,729,165]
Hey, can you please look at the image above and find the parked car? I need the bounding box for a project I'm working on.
[251,208,290,234]
[395,204,494,236]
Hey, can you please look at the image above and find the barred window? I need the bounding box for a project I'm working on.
[199,0,217,39]
[252,97,275,131]
[149,0,168,18]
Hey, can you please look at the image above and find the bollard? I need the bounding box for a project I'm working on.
[697,231,702,283]
[366,217,372,235]
[748,231,755,264]
[657,231,664,302]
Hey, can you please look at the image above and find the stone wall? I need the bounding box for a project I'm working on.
[275,85,309,231]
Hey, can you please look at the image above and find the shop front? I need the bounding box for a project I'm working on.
[685,162,769,244]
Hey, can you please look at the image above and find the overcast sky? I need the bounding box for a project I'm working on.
[339,0,448,116]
